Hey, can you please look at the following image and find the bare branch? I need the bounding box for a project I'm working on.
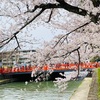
[14,35,21,49]
[46,9,54,23]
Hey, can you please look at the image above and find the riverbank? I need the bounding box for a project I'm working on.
[70,78,92,100]
[88,69,98,100]
[0,74,14,85]
[0,79,12,85]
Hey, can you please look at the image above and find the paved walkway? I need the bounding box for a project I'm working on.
[70,78,92,100]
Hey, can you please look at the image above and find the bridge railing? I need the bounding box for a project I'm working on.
[0,62,100,74]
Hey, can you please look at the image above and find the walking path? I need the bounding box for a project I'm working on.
[70,78,92,100]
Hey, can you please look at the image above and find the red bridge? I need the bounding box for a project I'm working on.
[0,62,99,74]
[0,62,99,81]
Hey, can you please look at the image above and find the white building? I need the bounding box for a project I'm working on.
[0,50,36,67]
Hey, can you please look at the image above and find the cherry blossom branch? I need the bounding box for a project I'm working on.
[25,2,87,16]
[0,1,100,49]
[52,41,99,61]
[0,8,45,48]
[77,49,81,76]
[24,1,99,23]
[53,21,91,48]
[91,0,100,7]
[53,47,80,58]
[46,9,54,23]
[14,35,21,49]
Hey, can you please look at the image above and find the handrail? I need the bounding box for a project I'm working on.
[0,62,100,74]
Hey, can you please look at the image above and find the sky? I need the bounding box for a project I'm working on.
[17,23,65,50]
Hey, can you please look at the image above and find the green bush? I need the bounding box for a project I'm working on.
[90,55,100,62]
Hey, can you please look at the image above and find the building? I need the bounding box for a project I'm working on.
[0,50,36,67]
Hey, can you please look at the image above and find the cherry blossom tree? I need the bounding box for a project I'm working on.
[0,0,100,77]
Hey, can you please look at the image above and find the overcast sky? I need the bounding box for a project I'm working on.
[17,23,65,50]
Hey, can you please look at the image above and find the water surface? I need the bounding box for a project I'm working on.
[0,81,82,100]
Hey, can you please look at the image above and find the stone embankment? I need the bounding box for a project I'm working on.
[0,74,14,85]
[70,78,92,100]
[88,71,98,100]
[70,71,98,100]
[0,79,11,85]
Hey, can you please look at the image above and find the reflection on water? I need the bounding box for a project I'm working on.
[0,81,82,100]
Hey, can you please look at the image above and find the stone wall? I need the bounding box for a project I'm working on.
[88,71,98,100]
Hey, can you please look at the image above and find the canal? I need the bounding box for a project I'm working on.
[0,80,82,100]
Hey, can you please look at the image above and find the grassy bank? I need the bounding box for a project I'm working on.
[98,68,100,99]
